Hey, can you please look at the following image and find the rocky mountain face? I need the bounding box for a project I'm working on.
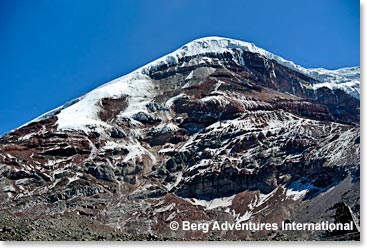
[0,37,360,240]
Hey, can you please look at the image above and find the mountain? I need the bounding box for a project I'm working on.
[0,37,360,241]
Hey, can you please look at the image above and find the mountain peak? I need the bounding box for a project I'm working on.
[20,36,359,133]
[141,36,307,77]
[140,36,359,99]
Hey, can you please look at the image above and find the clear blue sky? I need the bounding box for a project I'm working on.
[0,0,360,134]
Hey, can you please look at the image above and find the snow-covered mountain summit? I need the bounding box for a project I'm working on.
[142,36,360,96]
[30,36,359,133]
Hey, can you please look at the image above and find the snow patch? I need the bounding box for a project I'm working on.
[188,195,235,210]
[285,180,314,201]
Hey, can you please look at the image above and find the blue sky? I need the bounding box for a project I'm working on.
[0,0,360,134]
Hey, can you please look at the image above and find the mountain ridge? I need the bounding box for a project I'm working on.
[22,36,359,134]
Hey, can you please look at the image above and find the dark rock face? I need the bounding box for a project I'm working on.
[98,96,128,122]
[0,43,359,241]
[173,96,244,128]
[86,163,115,182]
[315,88,359,123]
[146,102,169,112]
[109,127,126,138]
[132,112,161,124]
